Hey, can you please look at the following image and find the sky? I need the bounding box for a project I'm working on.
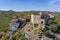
[0,0,60,12]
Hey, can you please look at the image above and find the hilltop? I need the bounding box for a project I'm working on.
[0,10,60,40]
[0,10,60,32]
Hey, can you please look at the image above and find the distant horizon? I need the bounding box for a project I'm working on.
[0,9,60,12]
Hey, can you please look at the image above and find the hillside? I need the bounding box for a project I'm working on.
[0,10,60,32]
[0,10,39,32]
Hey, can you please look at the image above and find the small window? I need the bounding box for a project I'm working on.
[41,21,43,24]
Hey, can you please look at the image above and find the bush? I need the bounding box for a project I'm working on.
[2,36,9,40]
[21,37,28,40]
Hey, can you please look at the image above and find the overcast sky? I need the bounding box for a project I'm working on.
[0,0,60,12]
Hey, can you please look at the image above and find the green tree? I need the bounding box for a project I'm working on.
[49,24,58,33]
[54,38,60,40]
[38,26,43,32]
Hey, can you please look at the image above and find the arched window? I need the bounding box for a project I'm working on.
[41,21,43,24]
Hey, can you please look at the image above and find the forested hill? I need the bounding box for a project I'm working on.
[0,10,60,32]
[0,10,60,15]
[50,12,60,16]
